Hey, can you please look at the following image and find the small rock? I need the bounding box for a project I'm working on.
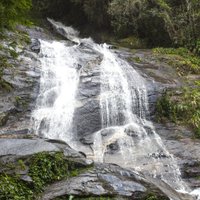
[30,38,41,53]
[20,175,33,183]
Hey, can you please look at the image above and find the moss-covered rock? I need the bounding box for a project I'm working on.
[0,151,93,200]
[0,112,9,126]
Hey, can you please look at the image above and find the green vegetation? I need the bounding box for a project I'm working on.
[0,0,200,47]
[156,82,200,137]
[0,0,32,89]
[153,47,200,75]
[0,43,15,91]
[29,152,69,192]
[31,0,200,47]
[0,174,33,200]
[117,36,146,49]
[153,47,200,137]
[0,0,32,30]
[143,193,168,200]
[0,152,93,200]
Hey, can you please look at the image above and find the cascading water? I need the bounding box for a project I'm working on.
[32,40,80,145]
[31,19,199,199]
[93,44,188,194]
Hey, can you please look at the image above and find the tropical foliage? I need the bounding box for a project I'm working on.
[30,0,200,47]
[156,83,200,137]
[0,0,32,30]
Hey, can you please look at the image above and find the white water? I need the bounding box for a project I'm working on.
[92,44,188,194]
[32,40,80,145]
[31,19,199,199]
[96,43,148,127]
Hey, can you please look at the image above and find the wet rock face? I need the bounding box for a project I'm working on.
[106,141,120,154]
[30,38,41,53]
[155,123,200,189]
[74,99,101,141]
[0,37,41,135]
[0,139,59,156]
[73,58,102,142]
[41,165,151,200]
[0,138,170,200]
[41,161,169,200]
[0,25,65,136]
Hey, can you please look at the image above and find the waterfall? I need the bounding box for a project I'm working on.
[32,40,80,145]
[97,43,148,127]
[92,44,188,194]
[31,19,199,199]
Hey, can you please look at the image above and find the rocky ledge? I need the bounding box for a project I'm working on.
[0,138,171,200]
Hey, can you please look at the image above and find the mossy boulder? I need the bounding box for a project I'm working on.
[0,138,171,200]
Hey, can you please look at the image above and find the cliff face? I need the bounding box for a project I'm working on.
[0,24,199,200]
[0,25,60,136]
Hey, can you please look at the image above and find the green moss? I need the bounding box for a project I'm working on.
[29,152,91,193]
[0,80,13,92]
[0,174,33,200]
[17,160,26,171]
[156,92,176,122]
[14,96,28,108]
[0,152,93,200]
[0,46,13,91]
[29,152,69,192]
[0,112,9,127]
[145,195,158,200]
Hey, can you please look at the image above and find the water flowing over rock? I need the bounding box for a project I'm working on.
[0,137,171,200]
[31,40,80,145]
[28,19,200,199]
[91,44,189,196]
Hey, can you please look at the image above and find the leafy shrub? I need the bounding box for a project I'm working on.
[0,174,33,200]
[29,152,70,192]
